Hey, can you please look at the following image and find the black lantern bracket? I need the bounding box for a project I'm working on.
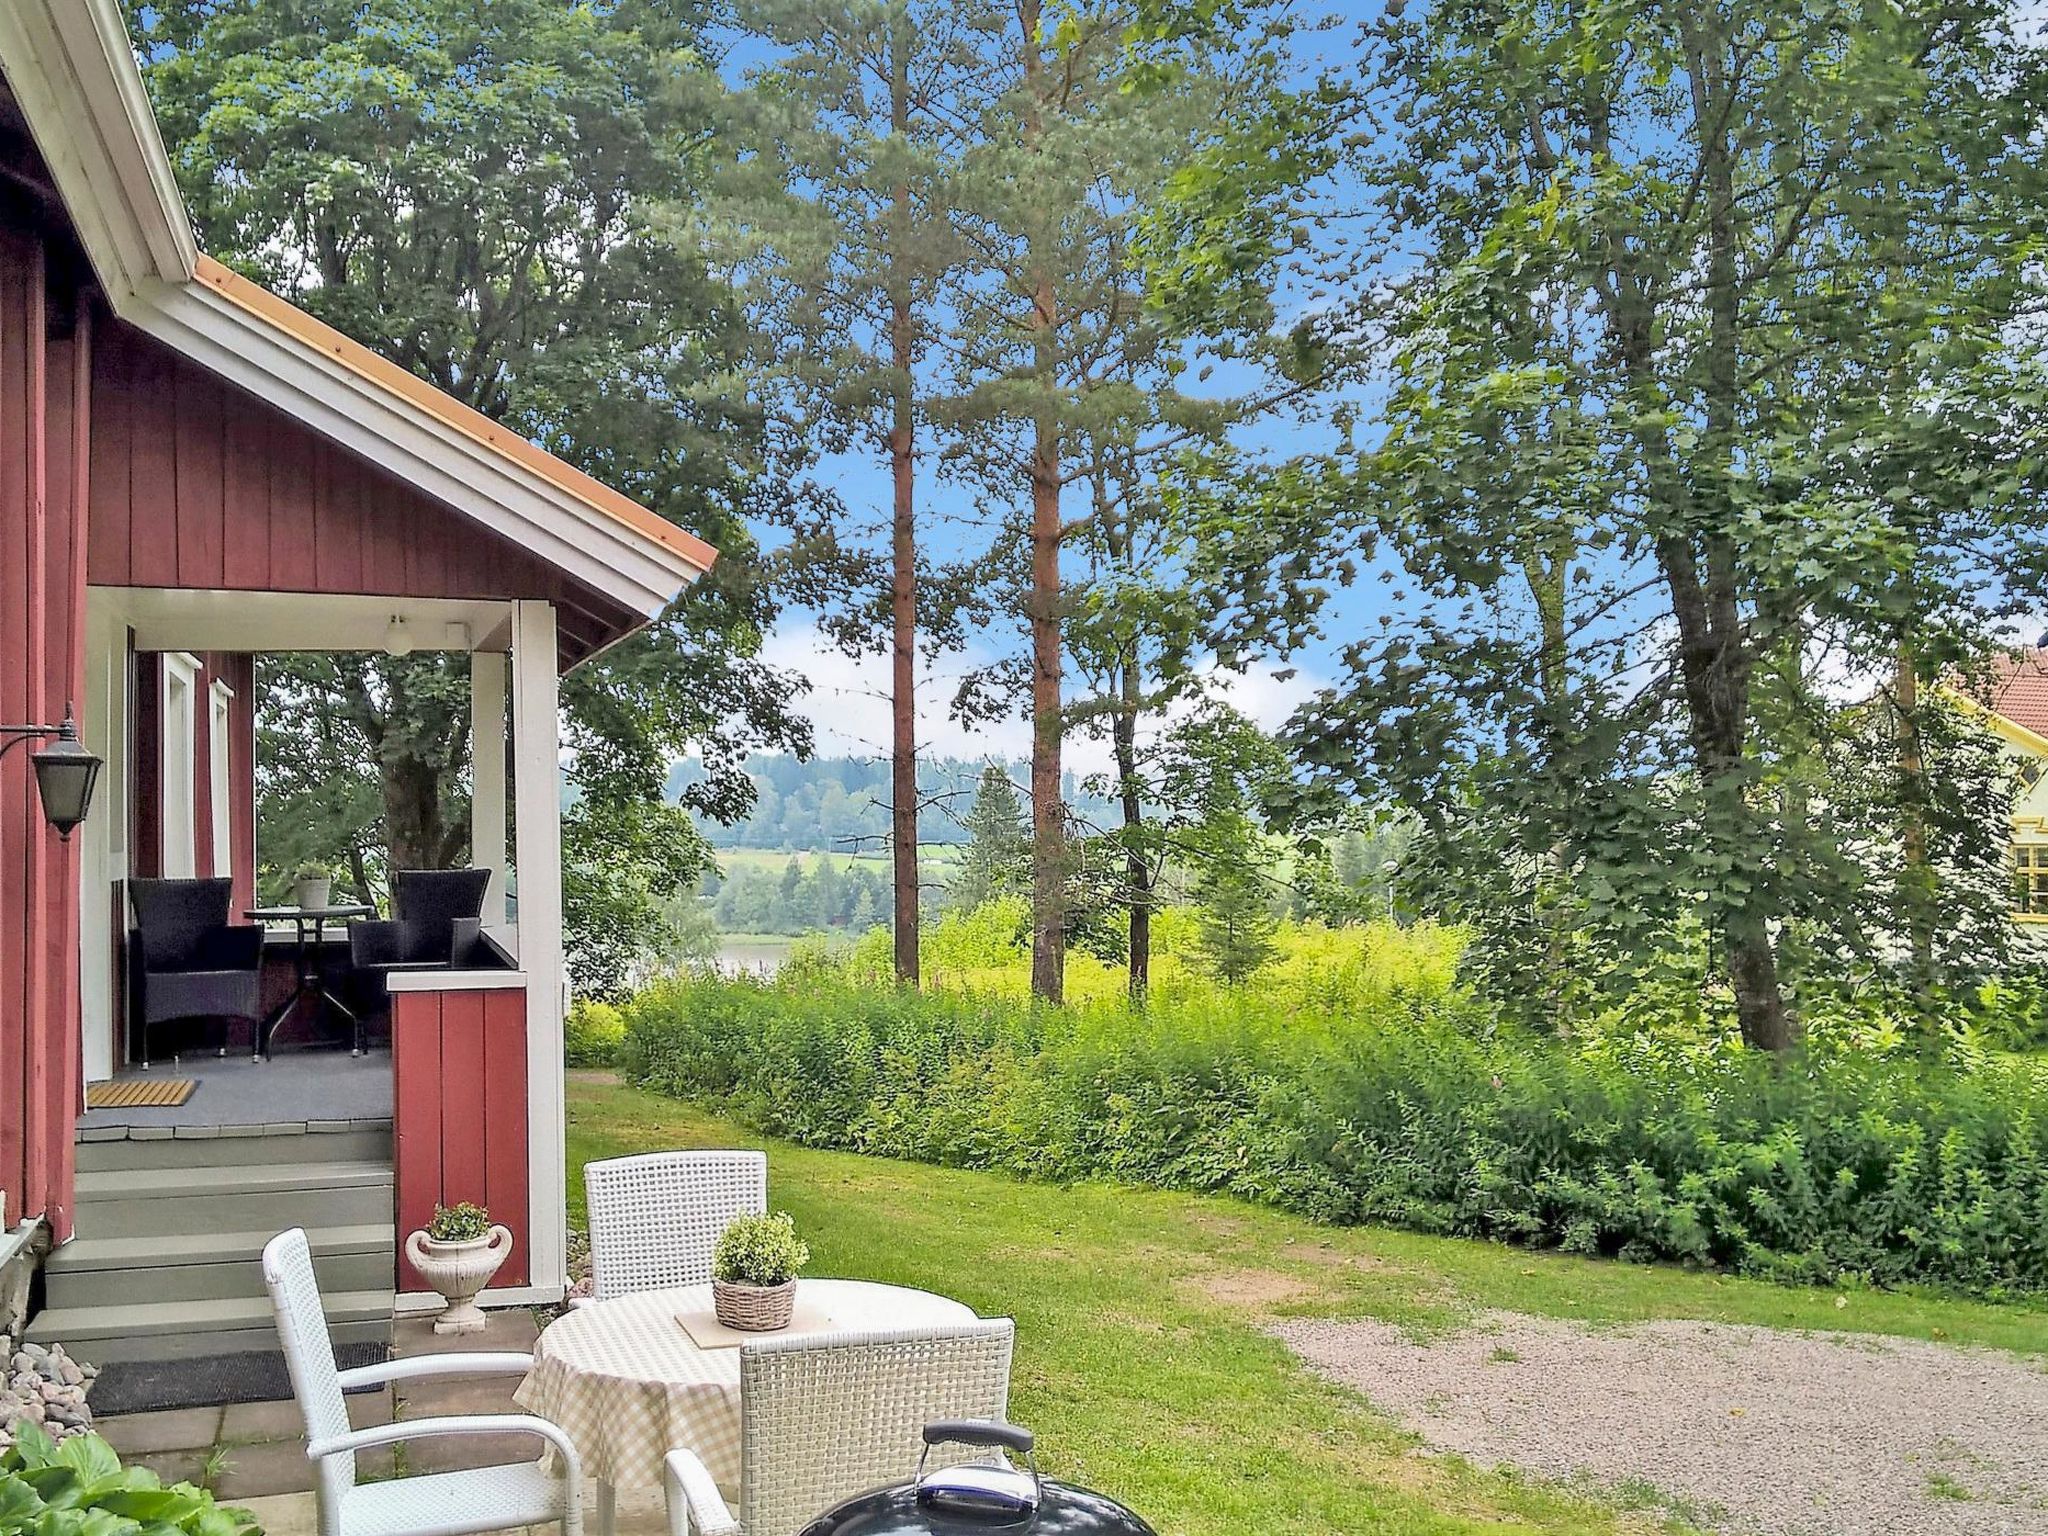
[1,705,103,840]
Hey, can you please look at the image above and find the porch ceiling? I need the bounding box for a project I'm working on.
[108,589,518,658]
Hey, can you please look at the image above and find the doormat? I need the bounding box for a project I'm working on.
[87,1342,389,1416]
[85,1078,197,1109]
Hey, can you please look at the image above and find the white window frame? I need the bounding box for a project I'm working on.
[209,677,234,879]
[160,652,200,879]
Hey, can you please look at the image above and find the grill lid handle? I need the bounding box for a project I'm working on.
[922,1421,1036,1456]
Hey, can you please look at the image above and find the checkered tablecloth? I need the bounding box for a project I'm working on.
[514,1280,975,1493]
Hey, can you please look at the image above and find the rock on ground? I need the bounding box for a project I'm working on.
[1276,1311,2048,1536]
[2,1342,98,1445]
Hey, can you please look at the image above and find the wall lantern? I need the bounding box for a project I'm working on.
[1,708,103,840]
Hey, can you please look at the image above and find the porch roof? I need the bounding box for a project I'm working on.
[0,0,715,647]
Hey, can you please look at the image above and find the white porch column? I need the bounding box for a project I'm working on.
[470,649,508,929]
[78,595,127,1084]
[511,600,567,1298]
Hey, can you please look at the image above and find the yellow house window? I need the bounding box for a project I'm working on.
[2014,843,2048,915]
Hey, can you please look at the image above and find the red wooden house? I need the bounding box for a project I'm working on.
[0,0,712,1360]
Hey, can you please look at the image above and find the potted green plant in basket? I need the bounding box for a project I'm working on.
[712,1211,809,1331]
[405,1201,513,1334]
[293,860,333,911]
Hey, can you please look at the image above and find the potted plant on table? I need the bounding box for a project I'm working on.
[405,1202,514,1335]
[712,1211,809,1331]
[292,860,333,911]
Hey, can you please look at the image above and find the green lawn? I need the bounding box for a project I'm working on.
[566,1075,2048,1536]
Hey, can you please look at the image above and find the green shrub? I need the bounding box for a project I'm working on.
[0,1420,257,1535]
[565,1000,626,1068]
[712,1211,810,1286]
[620,974,2048,1299]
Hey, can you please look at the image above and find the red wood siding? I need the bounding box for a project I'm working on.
[0,221,89,1239]
[128,650,160,880]
[84,320,623,645]
[392,984,530,1292]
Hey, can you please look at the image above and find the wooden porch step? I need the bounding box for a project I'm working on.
[72,1159,393,1236]
[44,1223,394,1309]
[76,1124,391,1172]
[28,1290,392,1365]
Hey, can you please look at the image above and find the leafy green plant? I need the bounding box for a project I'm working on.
[291,861,331,882]
[426,1202,491,1242]
[565,1001,626,1068]
[622,973,2048,1298]
[0,1420,256,1536]
[712,1211,809,1288]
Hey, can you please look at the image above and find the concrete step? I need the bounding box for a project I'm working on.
[44,1224,393,1309]
[77,1126,392,1173]
[73,1161,393,1237]
[29,1291,393,1365]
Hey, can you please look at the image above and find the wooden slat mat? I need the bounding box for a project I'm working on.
[86,1077,197,1109]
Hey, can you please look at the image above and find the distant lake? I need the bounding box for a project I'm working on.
[716,936,795,977]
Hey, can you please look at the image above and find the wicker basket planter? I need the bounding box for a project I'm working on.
[713,1277,797,1332]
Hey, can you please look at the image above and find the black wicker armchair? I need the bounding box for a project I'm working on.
[127,876,265,1067]
[348,868,491,1040]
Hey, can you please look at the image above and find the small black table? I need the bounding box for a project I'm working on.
[247,903,375,1060]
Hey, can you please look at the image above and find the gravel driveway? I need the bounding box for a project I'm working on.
[1276,1311,2048,1535]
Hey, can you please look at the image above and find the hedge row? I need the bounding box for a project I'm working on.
[617,976,2048,1298]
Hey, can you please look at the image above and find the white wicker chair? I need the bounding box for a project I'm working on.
[663,1320,1015,1536]
[262,1228,584,1536]
[584,1150,768,1299]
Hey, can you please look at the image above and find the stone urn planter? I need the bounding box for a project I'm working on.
[406,1221,514,1334]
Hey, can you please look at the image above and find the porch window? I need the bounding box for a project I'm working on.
[210,677,234,877]
[2014,843,2048,916]
[160,652,200,877]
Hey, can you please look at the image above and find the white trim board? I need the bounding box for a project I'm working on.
[384,969,529,994]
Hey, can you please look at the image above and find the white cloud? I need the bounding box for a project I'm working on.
[758,619,1325,774]
[759,620,1036,764]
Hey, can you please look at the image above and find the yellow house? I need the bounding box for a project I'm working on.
[1947,650,2048,921]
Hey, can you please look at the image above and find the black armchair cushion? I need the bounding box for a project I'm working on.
[130,877,235,969]
[393,868,489,961]
[352,870,489,973]
[349,919,405,970]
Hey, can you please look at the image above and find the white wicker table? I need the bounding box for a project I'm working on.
[515,1279,976,1534]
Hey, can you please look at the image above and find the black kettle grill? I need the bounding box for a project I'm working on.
[799,1421,1156,1536]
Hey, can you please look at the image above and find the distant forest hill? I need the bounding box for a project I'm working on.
[667,755,1124,851]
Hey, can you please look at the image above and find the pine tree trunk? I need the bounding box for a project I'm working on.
[1019,0,1064,1005]
[887,31,920,987]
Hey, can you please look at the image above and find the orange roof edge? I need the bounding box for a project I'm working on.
[194,255,718,577]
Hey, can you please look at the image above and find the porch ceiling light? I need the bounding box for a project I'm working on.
[1,709,103,841]
[385,615,414,656]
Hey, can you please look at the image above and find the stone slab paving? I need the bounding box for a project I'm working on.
[91,1307,544,1502]
[1277,1310,2048,1536]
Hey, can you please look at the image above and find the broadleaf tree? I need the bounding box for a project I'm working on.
[131,0,814,993]
[1175,0,2048,1045]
